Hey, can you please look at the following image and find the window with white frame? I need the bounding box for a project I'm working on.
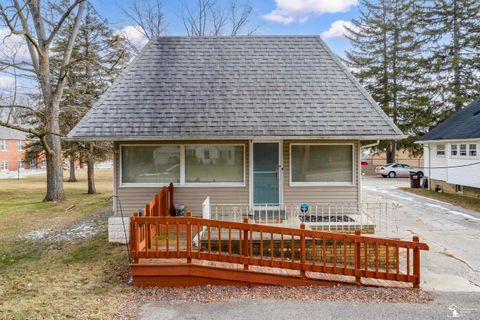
[290,144,353,185]
[121,145,180,184]
[1,139,7,151]
[1,161,8,170]
[469,144,477,157]
[18,160,24,169]
[436,144,445,156]
[120,144,245,186]
[30,157,36,169]
[18,140,24,151]
[451,144,458,156]
[460,144,467,156]
[41,159,46,168]
[185,145,244,184]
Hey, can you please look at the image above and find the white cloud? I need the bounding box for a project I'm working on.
[321,20,356,39]
[0,75,15,89]
[263,0,358,24]
[115,25,149,53]
[0,27,31,62]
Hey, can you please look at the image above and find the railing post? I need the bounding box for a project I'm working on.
[355,229,361,285]
[134,218,140,263]
[243,218,249,270]
[187,212,192,264]
[155,193,161,216]
[169,182,174,216]
[413,235,420,288]
[300,223,306,278]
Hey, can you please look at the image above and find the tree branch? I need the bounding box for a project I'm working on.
[46,0,85,45]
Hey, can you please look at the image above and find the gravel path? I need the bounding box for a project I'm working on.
[113,285,432,319]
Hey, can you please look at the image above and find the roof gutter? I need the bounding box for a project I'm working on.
[65,135,407,142]
[360,140,380,150]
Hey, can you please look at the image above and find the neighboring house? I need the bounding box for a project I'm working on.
[417,99,480,197]
[361,148,423,175]
[0,126,44,172]
[67,36,403,242]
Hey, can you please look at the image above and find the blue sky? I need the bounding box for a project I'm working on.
[94,0,360,56]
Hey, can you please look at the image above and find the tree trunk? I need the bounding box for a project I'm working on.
[43,134,65,202]
[87,149,96,194]
[387,140,397,163]
[68,155,77,182]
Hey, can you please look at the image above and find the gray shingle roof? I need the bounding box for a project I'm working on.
[68,36,403,140]
[418,99,480,141]
[0,126,27,140]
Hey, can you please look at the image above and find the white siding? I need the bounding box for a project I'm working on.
[424,143,447,181]
[424,140,480,188]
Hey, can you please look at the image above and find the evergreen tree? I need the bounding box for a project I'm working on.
[422,0,480,111]
[345,0,433,162]
[51,4,130,193]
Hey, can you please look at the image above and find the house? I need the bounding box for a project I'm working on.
[417,99,480,197]
[67,36,404,243]
[0,126,44,172]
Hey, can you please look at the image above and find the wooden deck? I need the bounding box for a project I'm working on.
[129,185,429,288]
[132,258,412,288]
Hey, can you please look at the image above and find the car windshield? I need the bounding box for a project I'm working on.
[384,163,394,167]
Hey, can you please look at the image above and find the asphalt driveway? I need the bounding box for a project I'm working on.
[362,175,480,292]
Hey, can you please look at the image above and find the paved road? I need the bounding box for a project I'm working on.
[139,292,480,320]
[362,176,480,292]
[139,177,480,319]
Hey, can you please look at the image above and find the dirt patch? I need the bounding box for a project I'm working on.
[113,285,433,319]
[17,210,107,242]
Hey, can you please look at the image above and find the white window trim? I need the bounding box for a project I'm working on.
[449,143,479,159]
[119,143,246,188]
[436,144,445,157]
[1,160,8,170]
[1,139,8,151]
[289,142,356,187]
[18,140,24,151]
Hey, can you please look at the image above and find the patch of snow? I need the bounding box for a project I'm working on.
[17,219,104,242]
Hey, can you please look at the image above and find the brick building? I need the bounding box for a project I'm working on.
[0,126,44,172]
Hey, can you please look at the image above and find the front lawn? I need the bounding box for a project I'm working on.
[0,169,133,319]
[401,187,480,213]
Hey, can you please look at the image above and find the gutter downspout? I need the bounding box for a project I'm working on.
[359,140,380,204]
[425,144,431,191]
[361,140,381,150]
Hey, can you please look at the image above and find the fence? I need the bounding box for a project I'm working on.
[130,214,428,287]
[209,202,399,233]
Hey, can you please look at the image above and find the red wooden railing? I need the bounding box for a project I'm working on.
[129,183,174,257]
[130,213,429,287]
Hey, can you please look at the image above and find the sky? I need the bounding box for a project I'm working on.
[94,0,360,56]
[0,0,361,93]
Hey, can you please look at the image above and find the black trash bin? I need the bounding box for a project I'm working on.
[409,173,420,188]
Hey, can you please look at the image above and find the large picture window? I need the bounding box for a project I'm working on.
[121,146,180,184]
[185,145,244,184]
[290,144,353,185]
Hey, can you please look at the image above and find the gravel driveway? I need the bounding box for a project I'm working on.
[136,176,480,320]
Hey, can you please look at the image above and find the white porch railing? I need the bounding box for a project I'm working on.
[208,202,399,234]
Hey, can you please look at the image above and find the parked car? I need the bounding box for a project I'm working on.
[375,163,423,178]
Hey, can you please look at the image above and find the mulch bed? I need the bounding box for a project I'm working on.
[112,285,433,319]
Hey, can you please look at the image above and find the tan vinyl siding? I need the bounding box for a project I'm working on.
[283,140,360,205]
[114,141,249,216]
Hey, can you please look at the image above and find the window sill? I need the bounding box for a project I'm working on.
[119,182,246,188]
[289,182,355,187]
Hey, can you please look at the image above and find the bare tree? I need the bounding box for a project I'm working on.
[123,0,167,40]
[0,0,86,202]
[182,0,257,36]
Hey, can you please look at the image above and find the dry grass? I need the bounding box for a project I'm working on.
[0,169,133,319]
[400,187,480,213]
